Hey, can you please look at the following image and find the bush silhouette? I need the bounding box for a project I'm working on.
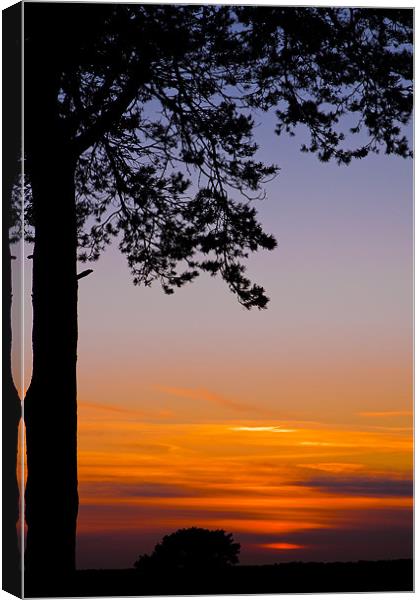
[134,527,240,572]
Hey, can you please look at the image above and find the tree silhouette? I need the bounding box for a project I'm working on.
[22,5,412,587]
[134,528,240,572]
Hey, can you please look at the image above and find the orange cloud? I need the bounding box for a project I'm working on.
[297,463,365,474]
[231,426,296,433]
[358,411,412,418]
[79,400,175,421]
[80,401,134,414]
[154,385,266,414]
[75,413,413,565]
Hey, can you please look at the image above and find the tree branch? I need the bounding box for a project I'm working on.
[77,269,93,280]
[72,65,152,155]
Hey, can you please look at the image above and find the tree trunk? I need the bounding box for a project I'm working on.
[24,20,81,588]
[24,148,79,591]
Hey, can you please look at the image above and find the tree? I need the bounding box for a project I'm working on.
[22,4,412,588]
[134,528,240,572]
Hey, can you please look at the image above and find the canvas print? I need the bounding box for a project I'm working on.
[2,2,413,597]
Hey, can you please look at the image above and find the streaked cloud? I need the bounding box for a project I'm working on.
[76,413,413,568]
[294,477,413,498]
[297,463,365,473]
[358,410,412,418]
[299,441,336,447]
[230,426,296,433]
[80,401,133,414]
[154,385,266,414]
[79,400,175,421]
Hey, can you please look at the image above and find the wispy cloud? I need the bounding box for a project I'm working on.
[358,410,412,418]
[154,385,265,414]
[230,426,296,433]
[80,401,133,414]
[294,477,413,498]
[298,463,364,474]
[79,400,175,421]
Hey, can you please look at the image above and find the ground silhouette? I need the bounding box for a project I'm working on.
[26,559,413,597]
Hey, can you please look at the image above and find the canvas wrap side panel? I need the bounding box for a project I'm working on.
[2,2,23,598]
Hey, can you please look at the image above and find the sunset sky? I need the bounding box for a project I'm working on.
[15,110,412,569]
